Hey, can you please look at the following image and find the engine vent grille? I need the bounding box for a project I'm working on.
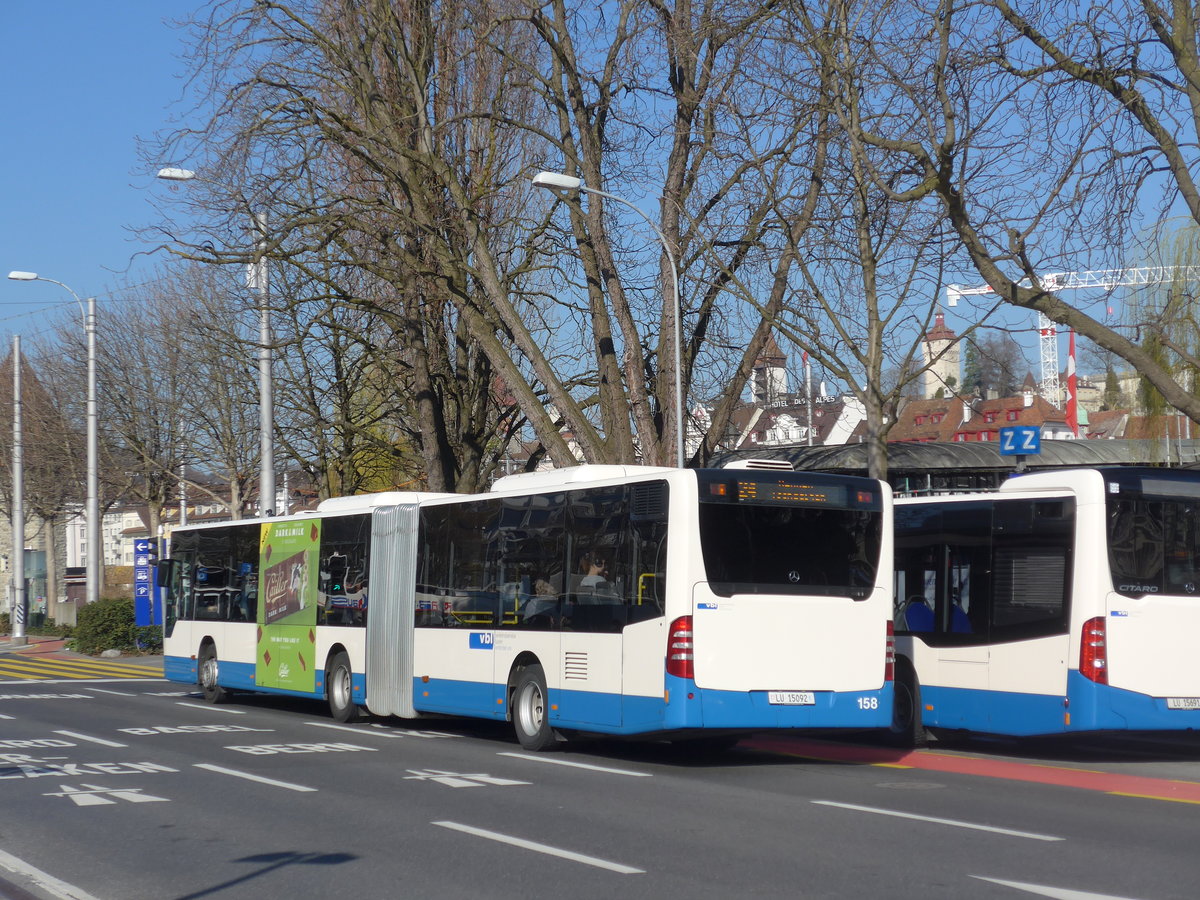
[564,651,588,681]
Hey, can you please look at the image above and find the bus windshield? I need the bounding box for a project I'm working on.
[697,472,882,598]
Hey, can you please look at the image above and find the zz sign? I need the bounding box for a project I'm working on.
[999,426,1041,456]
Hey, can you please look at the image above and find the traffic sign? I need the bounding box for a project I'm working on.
[999,426,1041,456]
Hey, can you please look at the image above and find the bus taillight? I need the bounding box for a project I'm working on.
[884,620,895,682]
[1080,616,1108,684]
[667,616,695,679]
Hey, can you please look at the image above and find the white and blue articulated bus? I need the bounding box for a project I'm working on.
[891,466,1200,744]
[161,464,894,749]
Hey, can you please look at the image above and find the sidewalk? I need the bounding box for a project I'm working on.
[0,633,163,665]
[0,634,69,654]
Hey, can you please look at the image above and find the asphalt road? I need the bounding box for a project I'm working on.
[0,657,1197,900]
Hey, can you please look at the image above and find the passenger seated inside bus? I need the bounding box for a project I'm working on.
[570,551,616,602]
[520,578,561,629]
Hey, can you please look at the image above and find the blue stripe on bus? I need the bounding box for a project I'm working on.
[918,671,1200,736]
[411,674,893,734]
[163,654,364,704]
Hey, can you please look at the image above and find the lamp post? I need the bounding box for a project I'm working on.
[7,272,100,606]
[11,335,25,644]
[155,167,276,515]
[531,171,685,468]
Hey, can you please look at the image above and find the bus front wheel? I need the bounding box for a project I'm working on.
[327,652,360,723]
[512,664,555,751]
[198,645,227,704]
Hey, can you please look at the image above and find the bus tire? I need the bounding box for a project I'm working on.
[512,664,555,751]
[198,644,228,704]
[327,652,360,723]
[888,660,927,749]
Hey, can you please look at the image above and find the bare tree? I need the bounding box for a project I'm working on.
[824,0,1200,424]
[0,350,83,607]
[148,0,834,483]
[85,288,193,547]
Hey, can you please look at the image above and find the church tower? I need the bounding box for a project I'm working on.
[922,312,960,399]
[752,335,789,407]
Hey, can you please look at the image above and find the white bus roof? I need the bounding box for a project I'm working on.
[489,464,676,493]
[315,491,456,513]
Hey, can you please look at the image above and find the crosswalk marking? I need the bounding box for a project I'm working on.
[0,655,163,683]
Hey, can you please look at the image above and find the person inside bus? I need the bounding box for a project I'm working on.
[521,578,561,629]
[579,551,609,589]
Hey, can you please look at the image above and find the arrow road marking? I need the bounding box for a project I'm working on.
[44,783,169,806]
[404,769,530,788]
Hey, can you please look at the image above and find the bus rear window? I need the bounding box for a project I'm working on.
[1108,496,1200,597]
[698,503,881,598]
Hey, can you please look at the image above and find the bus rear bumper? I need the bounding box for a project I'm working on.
[665,674,893,730]
[1067,671,1200,732]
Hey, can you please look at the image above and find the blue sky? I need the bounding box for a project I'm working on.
[0,1,199,343]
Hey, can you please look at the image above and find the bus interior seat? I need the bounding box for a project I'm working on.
[903,596,934,632]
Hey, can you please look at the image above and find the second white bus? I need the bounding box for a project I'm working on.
[891,466,1200,744]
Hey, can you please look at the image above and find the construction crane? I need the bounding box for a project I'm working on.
[945,266,1200,403]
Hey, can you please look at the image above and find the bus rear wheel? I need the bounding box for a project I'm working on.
[198,645,228,704]
[513,664,555,751]
[888,661,927,749]
[327,652,360,723]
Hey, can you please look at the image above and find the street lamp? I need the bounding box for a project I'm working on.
[155,167,276,515]
[7,272,100,606]
[531,171,685,468]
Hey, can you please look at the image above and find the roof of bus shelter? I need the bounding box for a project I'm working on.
[709,439,1200,494]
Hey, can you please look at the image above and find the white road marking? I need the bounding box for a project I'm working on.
[303,721,461,739]
[44,783,170,806]
[194,763,318,792]
[971,876,1146,899]
[304,721,402,738]
[53,730,128,748]
[175,702,246,714]
[432,821,644,874]
[86,687,136,696]
[370,723,460,738]
[498,751,652,777]
[0,847,102,900]
[0,713,12,719]
[405,769,530,788]
[811,801,1064,841]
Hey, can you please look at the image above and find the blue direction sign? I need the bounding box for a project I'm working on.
[999,425,1041,456]
[133,538,161,627]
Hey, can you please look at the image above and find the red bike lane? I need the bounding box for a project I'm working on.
[744,735,1200,804]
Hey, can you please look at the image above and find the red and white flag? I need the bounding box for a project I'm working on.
[1066,330,1079,437]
